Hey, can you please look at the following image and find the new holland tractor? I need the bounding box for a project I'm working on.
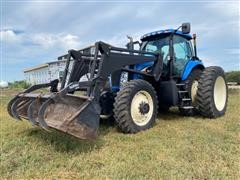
[8,23,228,139]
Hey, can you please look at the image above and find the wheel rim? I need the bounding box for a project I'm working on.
[130,90,154,126]
[214,76,227,111]
[191,80,199,104]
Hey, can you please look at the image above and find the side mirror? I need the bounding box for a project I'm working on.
[182,23,190,34]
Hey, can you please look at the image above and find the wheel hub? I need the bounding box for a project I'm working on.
[139,102,150,115]
[130,90,154,126]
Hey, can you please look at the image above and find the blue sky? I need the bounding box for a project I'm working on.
[0,1,239,82]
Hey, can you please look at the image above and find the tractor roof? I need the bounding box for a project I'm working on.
[140,29,192,41]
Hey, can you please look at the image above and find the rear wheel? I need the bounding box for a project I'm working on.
[197,66,228,118]
[179,68,202,116]
[113,79,158,133]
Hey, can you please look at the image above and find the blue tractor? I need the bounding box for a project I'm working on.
[8,23,228,139]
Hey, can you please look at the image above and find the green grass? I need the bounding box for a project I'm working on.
[0,90,240,179]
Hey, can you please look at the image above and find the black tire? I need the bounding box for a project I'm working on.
[197,66,228,118]
[99,91,115,125]
[179,68,202,116]
[113,79,158,133]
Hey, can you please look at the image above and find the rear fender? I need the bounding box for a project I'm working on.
[181,60,204,81]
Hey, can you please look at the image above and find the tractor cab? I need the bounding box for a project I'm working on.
[141,30,193,77]
[130,23,203,81]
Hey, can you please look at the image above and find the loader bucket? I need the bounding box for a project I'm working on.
[37,95,101,139]
[27,98,47,125]
[9,93,101,139]
[7,96,20,118]
[9,93,50,121]
[11,96,34,120]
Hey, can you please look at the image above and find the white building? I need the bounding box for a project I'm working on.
[24,59,73,85]
[24,46,95,85]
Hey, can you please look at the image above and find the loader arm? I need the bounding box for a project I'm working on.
[60,41,162,100]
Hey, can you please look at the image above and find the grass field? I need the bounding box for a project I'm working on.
[0,89,239,179]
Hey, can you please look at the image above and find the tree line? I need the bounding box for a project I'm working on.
[6,71,240,89]
[225,71,240,85]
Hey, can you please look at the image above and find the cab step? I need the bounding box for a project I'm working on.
[176,83,185,86]
[181,106,194,109]
[178,90,188,93]
[182,98,191,101]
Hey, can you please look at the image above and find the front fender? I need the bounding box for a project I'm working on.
[182,60,204,81]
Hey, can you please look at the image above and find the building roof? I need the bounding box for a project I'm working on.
[23,60,67,73]
[23,63,48,73]
[48,59,67,65]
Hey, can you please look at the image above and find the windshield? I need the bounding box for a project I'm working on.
[141,37,170,64]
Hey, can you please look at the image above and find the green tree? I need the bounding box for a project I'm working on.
[225,71,240,84]
[9,80,31,89]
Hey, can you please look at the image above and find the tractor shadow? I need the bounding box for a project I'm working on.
[26,123,112,154]
[25,110,198,153]
[157,108,201,121]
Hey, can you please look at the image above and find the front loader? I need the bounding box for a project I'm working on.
[8,23,228,139]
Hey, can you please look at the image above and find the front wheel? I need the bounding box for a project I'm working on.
[197,66,228,118]
[113,79,158,133]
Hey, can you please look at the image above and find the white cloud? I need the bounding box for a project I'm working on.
[1,29,82,68]
[61,34,81,49]
[1,29,81,50]
[135,6,159,19]
[226,48,240,55]
[0,29,20,43]
[101,33,129,47]
[31,33,81,49]
[205,2,239,18]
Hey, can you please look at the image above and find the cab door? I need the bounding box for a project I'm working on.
[172,35,193,77]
